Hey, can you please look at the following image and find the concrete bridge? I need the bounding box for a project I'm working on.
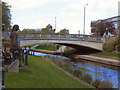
[17,33,111,51]
[20,39,102,51]
[3,32,113,51]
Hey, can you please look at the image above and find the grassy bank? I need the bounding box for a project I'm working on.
[95,52,120,58]
[5,56,89,88]
[64,47,75,53]
[35,44,56,51]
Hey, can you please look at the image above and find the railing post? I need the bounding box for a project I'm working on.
[2,67,5,86]
[2,60,6,90]
[33,51,34,56]
[25,50,28,65]
[22,49,24,62]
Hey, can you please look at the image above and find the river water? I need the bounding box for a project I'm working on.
[32,52,120,88]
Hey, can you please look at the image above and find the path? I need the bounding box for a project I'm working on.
[75,55,120,67]
[30,45,66,55]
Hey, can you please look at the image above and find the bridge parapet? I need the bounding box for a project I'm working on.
[18,33,105,43]
[2,32,115,44]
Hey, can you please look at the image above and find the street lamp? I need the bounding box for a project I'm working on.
[83,4,88,35]
[78,30,80,36]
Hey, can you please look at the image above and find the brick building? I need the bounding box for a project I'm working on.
[91,16,120,36]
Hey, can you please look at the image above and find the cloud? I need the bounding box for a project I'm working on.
[2,0,49,10]
[57,0,119,34]
[2,0,119,34]
[59,12,77,17]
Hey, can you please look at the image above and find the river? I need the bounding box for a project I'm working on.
[32,51,120,88]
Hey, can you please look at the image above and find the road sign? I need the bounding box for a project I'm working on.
[18,39,22,41]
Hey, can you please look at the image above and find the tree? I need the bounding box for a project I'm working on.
[59,28,69,34]
[40,28,50,33]
[96,20,116,36]
[2,2,11,31]
[19,28,36,33]
[40,28,55,34]
[96,20,106,36]
[105,22,116,35]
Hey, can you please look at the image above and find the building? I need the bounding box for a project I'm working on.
[46,24,52,30]
[91,16,120,36]
[118,1,120,16]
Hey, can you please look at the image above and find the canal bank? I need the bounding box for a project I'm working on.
[30,45,66,55]
[30,47,120,67]
[74,55,120,67]
[33,52,120,88]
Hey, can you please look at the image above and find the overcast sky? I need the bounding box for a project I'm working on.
[2,0,120,34]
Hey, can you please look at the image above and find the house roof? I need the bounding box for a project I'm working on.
[46,24,52,28]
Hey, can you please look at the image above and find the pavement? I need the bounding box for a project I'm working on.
[56,46,66,53]
[30,45,66,55]
[75,55,120,67]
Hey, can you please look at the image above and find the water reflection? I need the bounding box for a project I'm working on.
[33,52,68,59]
[33,51,120,88]
[72,60,119,88]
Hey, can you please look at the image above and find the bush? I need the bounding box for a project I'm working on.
[115,44,120,52]
[63,63,74,74]
[82,74,92,84]
[116,34,120,44]
[56,61,63,67]
[102,38,117,52]
[73,69,83,79]
[102,44,115,52]
[98,80,112,88]
[92,79,101,88]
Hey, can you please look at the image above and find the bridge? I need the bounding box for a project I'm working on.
[2,32,112,51]
[16,33,110,51]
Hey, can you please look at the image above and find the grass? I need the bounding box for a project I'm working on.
[23,46,32,48]
[64,47,75,53]
[35,44,56,51]
[95,52,120,58]
[5,56,89,88]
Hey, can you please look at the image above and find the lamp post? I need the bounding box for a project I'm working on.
[55,17,56,31]
[78,30,80,37]
[83,4,88,35]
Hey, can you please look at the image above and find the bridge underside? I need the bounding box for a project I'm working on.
[20,40,102,53]
[54,43,101,54]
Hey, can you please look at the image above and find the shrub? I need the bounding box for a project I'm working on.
[73,69,82,79]
[82,74,93,84]
[102,38,117,52]
[63,63,74,74]
[102,44,115,52]
[92,79,101,88]
[56,60,62,67]
[116,34,120,44]
[98,80,112,88]
[115,44,120,52]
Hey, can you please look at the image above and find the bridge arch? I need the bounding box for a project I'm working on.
[20,40,103,51]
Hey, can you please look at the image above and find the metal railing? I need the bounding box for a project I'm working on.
[18,33,105,43]
[2,32,115,43]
